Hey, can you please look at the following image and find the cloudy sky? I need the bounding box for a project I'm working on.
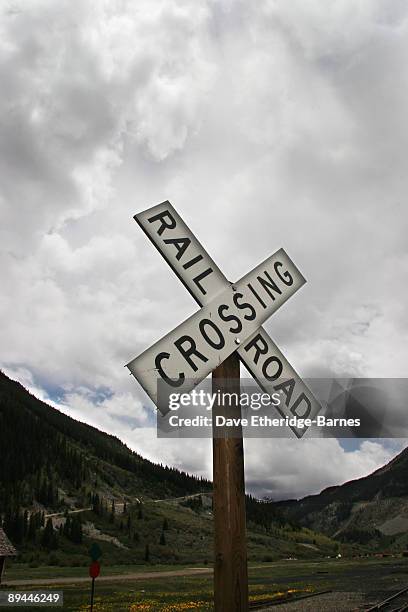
[1,0,407,500]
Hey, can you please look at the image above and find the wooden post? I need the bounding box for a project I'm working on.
[212,352,248,612]
[90,576,95,611]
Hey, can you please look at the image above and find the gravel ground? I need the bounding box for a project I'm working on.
[262,591,365,611]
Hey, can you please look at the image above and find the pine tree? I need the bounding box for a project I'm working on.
[27,513,37,541]
[70,516,83,544]
[23,510,29,539]
[92,493,100,515]
[16,510,25,544]
[109,500,115,523]
[63,516,71,538]
[159,531,166,546]
[41,518,57,550]
[144,543,150,562]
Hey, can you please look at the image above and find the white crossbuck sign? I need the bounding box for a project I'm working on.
[127,201,321,438]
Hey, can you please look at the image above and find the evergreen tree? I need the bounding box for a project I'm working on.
[70,516,83,544]
[109,499,115,523]
[27,513,37,541]
[92,493,100,515]
[63,515,82,544]
[23,510,29,539]
[41,518,57,550]
[63,516,71,538]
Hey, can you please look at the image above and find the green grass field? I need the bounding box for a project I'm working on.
[2,557,408,611]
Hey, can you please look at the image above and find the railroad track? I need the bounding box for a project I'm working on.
[365,586,408,611]
[248,589,332,609]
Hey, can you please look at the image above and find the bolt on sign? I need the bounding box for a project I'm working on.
[126,201,321,438]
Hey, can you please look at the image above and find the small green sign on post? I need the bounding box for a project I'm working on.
[89,543,102,562]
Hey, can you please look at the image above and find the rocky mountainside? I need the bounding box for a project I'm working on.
[275,445,408,547]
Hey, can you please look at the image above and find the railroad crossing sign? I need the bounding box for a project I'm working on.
[126,201,321,612]
[127,201,321,438]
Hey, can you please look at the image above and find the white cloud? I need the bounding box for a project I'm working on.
[1,0,408,497]
[244,437,405,499]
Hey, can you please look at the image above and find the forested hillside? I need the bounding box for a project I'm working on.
[0,371,338,566]
[0,370,209,503]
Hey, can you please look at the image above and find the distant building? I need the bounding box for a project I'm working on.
[0,528,17,584]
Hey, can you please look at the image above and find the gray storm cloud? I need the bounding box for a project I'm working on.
[1,0,407,498]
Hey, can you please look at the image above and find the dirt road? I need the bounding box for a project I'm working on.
[3,566,212,587]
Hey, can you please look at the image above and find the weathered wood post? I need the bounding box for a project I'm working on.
[212,352,248,611]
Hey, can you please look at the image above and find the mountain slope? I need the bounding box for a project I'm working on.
[0,371,337,566]
[275,445,408,547]
[0,370,209,502]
